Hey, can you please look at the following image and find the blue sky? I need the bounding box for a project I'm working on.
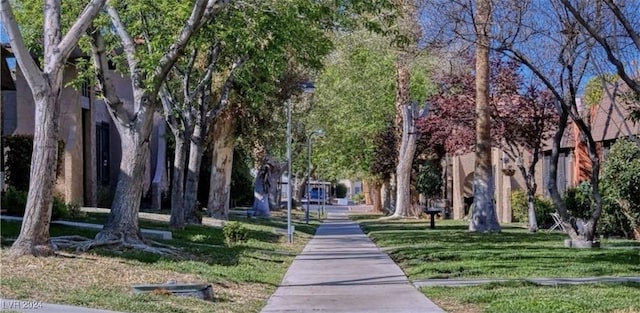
[1,23,17,69]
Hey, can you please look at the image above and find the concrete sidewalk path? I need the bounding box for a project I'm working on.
[413,276,640,287]
[261,214,445,313]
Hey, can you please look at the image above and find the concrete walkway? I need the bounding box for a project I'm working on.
[261,213,445,313]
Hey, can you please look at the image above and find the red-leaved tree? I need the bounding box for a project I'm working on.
[418,58,557,230]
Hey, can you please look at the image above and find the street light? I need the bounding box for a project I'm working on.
[286,82,316,242]
[306,129,324,224]
[285,98,293,243]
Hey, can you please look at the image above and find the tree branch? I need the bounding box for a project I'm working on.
[206,58,244,119]
[52,0,106,70]
[0,0,45,91]
[44,0,61,66]
[559,0,640,96]
[106,4,141,85]
[153,0,229,94]
[88,29,132,127]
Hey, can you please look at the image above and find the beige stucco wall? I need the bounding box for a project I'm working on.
[94,70,167,207]
[10,64,97,205]
[450,148,542,223]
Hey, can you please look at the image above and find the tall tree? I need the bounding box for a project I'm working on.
[88,0,225,248]
[559,0,639,98]
[470,0,500,232]
[160,39,240,228]
[1,0,106,257]
[492,62,557,232]
[491,0,603,244]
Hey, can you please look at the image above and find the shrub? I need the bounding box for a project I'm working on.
[66,202,86,219]
[3,135,34,191]
[510,190,555,227]
[335,183,348,198]
[416,161,442,198]
[51,195,68,220]
[563,182,593,220]
[351,193,364,204]
[1,188,67,220]
[1,187,28,216]
[2,135,64,191]
[223,221,249,245]
[600,138,640,239]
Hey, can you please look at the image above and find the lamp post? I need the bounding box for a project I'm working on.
[285,98,293,243]
[306,129,324,224]
[286,82,316,242]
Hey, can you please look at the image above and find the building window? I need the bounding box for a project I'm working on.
[81,80,91,98]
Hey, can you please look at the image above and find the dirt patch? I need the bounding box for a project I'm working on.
[432,299,483,313]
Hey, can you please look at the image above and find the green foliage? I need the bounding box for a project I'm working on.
[510,190,555,227]
[2,135,34,191]
[335,183,348,198]
[352,193,365,204]
[583,74,618,107]
[230,149,254,207]
[415,161,442,198]
[600,138,640,238]
[562,182,593,220]
[66,202,86,219]
[1,187,67,220]
[1,187,28,217]
[223,221,249,245]
[51,195,69,220]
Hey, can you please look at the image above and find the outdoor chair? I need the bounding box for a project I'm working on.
[548,212,566,232]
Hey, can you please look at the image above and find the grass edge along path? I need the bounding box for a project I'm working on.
[0,209,318,313]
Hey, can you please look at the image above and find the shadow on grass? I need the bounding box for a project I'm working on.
[2,220,252,268]
[357,218,640,279]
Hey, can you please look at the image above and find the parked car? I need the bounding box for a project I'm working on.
[309,188,326,204]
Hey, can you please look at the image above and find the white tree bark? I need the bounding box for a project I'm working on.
[89,0,225,243]
[207,112,235,220]
[183,123,206,224]
[169,133,188,228]
[2,0,106,257]
[392,103,422,218]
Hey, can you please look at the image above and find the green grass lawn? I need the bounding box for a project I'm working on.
[422,282,640,313]
[358,216,640,280]
[0,209,318,313]
[356,215,640,313]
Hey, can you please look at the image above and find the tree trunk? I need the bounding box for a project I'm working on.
[169,133,187,229]
[518,163,539,232]
[295,175,308,203]
[207,113,235,220]
[183,124,205,224]
[268,163,286,211]
[548,109,580,237]
[9,94,60,257]
[470,0,501,232]
[370,180,383,213]
[252,161,272,217]
[391,56,415,218]
[96,123,150,243]
[251,156,285,217]
[96,94,154,243]
[526,192,539,232]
